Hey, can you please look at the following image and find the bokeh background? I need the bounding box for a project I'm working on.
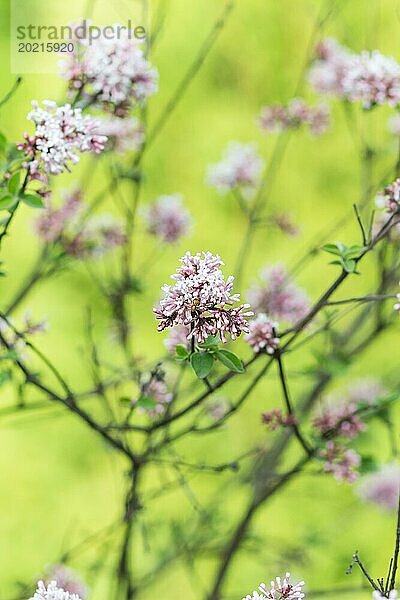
[0,0,400,598]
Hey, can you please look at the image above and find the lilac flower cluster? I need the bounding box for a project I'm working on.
[61,30,158,112]
[137,378,173,417]
[164,324,191,353]
[95,115,144,153]
[143,195,192,244]
[320,441,361,483]
[154,252,252,343]
[245,313,279,354]
[313,398,365,439]
[376,178,400,214]
[242,573,305,600]
[259,98,330,136]
[18,101,106,177]
[358,464,400,511]
[247,264,309,325]
[44,566,87,599]
[207,142,264,196]
[309,39,400,109]
[29,580,82,600]
[262,409,296,431]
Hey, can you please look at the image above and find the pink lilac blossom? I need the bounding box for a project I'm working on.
[376,179,400,214]
[372,211,400,242]
[346,378,387,406]
[18,101,106,176]
[269,213,300,237]
[259,99,330,136]
[262,409,296,431]
[313,398,365,439]
[153,251,253,343]
[247,264,309,325]
[44,566,87,599]
[206,142,264,196]
[245,313,279,354]
[29,580,82,600]
[358,464,400,511]
[60,29,158,110]
[242,573,305,600]
[320,441,361,483]
[164,324,191,353]
[207,397,230,421]
[94,116,144,152]
[35,189,82,242]
[137,378,173,417]
[308,38,353,97]
[143,195,192,243]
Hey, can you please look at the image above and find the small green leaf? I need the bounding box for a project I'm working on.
[0,193,17,210]
[137,395,157,409]
[190,351,213,379]
[198,335,220,349]
[175,344,190,360]
[216,349,245,373]
[20,193,44,208]
[321,243,342,256]
[343,258,356,273]
[7,172,20,195]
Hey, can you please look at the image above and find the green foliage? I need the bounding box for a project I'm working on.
[321,242,364,273]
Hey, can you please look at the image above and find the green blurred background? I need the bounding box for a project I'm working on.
[0,0,400,598]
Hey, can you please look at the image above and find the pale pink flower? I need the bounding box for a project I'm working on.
[342,51,400,108]
[308,38,353,97]
[94,115,144,152]
[243,573,305,600]
[320,441,361,483]
[376,178,400,214]
[143,195,192,243]
[45,566,87,599]
[35,189,82,242]
[247,264,309,325]
[164,324,191,353]
[358,464,400,511]
[137,378,173,417]
[262,409,296,431]
[269,213,300,237]
[154,251,253,343]
[207,397,230,421]
[207,142,264,196]
[313,398,365,439]
[18,101,106,176]
[346,378,387,405]
[259,99,330,136]
[245,313,279,354]
[29,580,82,600]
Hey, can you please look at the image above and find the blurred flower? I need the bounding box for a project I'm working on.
[18,101,106,176]
[35,189,82,242]
[143,194,192,243]
[388,114,400,136]
[164,324,191,353]
[154,251,252,343]
[376,178,400,213]
[245,313,279,354]
[313,398,365,439]
[395,290,400,312]
[94,115,144,152]
[262,409,296,431]
[44,566,87,599]
[0,313,47,360]
[259,99,330,136]
[207,397,230,421]
[137,377,173,417]
[320,441,361,483]
[308,38,353,97]
[269,213,300,237]
[358,464,400,511]
[206,142,264,196]
[243,572,305,600]
[29,580,82,600]
[373,590,398,600]
[61,28,158,111]
[346,378,387,405]
[247,264,309,325]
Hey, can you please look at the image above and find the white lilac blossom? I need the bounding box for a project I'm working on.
[61,29,158,111]
[247,264,309,325]
[346,378,387,405]
[44,566,87,599]
[373,590,398,600]
[376,179,400,214]
[18,101,106,176]
[94,115,144,152]
[206,142,264,196]
[143,195,192,243]
[358,464,400,511]
[259,99,330,136]
[308,38,353,97]
[29,580,82,600]
[153,251,253,343]
[245,313,279,354]
[388,114,400,136]
[242,573,305,600]
[164,324,191,353]
[320,441,361,483]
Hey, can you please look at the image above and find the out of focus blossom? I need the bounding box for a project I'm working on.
[137,377,173,417]
[95,116,144,152]
[45,566,87,599]
[143,195,191,243]
[154,252,252,343]
[320,441,361,483]
[388,114,400,136]
[358,464,400,511]
[0,313,47,360]
[164,324,191,353]
[206,142,264,196]
[245,313,279,354]
[242,572,305,600]
[372,210,400,242]
[309,38,352,97]
[247,264,309,325]
[35,189,82,242]
[269,213,300,237]
[346,378,386,405]
[207,397,230,421]
[29,580,82,600]
[259,99,330,136]
[61,28,158,111]
[18,101,106,177]
[262,409,296,431]
[373,590,398,600]
[313,398,365,439]
[376,178,400,213]
[395,290,400,312]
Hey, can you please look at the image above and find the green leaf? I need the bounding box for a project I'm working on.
[216,349,245,373]
[7,172,20,195]
[0,193,17,210]
[198,335,220,349]
[175,344,190,360]
[321,243,342,256]
[0,369,11,386]
[20,193,44,208]
[0,132,7,154]
[137,395,157,409]
[343,258,356,273]
[190,351,213,379]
